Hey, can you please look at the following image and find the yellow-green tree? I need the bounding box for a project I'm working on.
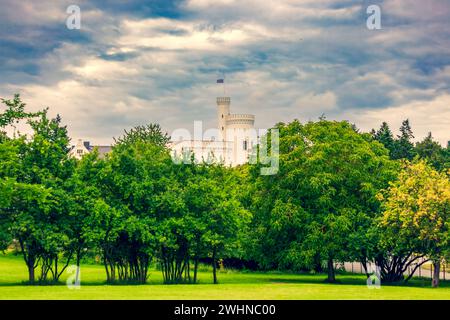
[380,160,450,287]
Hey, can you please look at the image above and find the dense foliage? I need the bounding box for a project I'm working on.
[246,120,399,282]
[0,95,448,287]
[378,161,449,287]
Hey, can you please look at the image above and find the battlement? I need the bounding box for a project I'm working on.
[216,97,231,105]
[226,114,255,120]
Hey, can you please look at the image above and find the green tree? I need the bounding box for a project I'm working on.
[372,122,396,158]
[391,119,416,160]
[248,119,397,282]
[415,132,447,172]
[113,123,170,148]
[85,125,171,283]
[0,94,42,141]
[63,149,106,284]
[195,165,249,284]
[0,96,75,283]
[379,161,450,287]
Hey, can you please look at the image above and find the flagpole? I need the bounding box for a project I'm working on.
[223,72,226,96]
[217,77,226,96]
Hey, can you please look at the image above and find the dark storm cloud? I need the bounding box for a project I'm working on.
[86,0,185,19]
[0,0,449,144]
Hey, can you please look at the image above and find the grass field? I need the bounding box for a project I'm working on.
[0,253,449,300]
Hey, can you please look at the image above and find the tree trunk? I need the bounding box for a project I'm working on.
[432,260,440,288]
[360,259,370,278]
[28,265,35,283]
[104,258,110,282]
[186,258,191,283]
[313,254,323,273]
[212,248,218,284]
[19,239,36,284]
[75,250,81,285]
[327,258,336,283]
[193,257,199,284]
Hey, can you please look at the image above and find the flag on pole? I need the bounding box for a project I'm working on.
[217,79,224,83]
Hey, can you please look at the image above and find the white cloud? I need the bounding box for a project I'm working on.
[66,57,139,79]
[383,0,450,21]
[118,18,251,51]
[1,0,449,148]
[295,91,337,113]
[184,0,360,21]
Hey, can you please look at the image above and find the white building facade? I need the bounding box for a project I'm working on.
[69,139,91,159]
[70,96,258,167]
[69,139,112,160]
[170,96,257,166]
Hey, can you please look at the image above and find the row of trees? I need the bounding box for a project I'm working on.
[0,95,449,287]
[371,120,449,170]
[80,137,248,284]
[0,95,248,284]
[245,119,449,286]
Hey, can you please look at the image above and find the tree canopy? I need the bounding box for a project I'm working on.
[1,95,448,288]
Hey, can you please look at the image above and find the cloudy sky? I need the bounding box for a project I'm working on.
[0,0,449,145]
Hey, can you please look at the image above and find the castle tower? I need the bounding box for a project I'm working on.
[170,92,256,167]
[225,112,255,165]
[216,96,256,165]
[216,97,230,141]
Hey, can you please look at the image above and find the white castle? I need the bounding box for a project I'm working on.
[70,96,257,166]
[170,96,257,166]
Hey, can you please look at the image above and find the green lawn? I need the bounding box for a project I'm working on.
[0,253,449,300]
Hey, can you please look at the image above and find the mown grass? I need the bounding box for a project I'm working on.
[0,253,449,300]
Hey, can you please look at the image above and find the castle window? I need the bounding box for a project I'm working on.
[243,140,248,150]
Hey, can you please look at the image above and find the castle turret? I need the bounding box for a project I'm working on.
[217,97,230,141]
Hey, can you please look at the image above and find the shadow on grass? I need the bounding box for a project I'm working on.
[268,276,360,286]
[1,252,449,289]
[0,280,159,287]
[267,275,450,289]
[2,274,446,289]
